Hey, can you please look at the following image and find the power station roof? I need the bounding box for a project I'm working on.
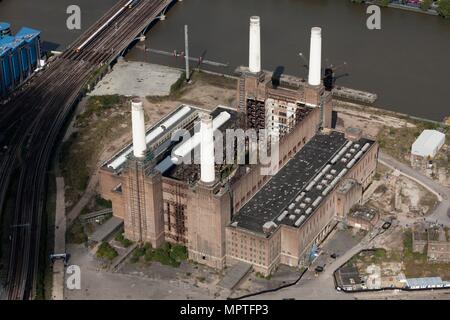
[411,129,445,158]
[232,131,375,235]
[104,105,196,171]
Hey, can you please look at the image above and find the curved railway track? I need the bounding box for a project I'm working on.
[0,0,174,299]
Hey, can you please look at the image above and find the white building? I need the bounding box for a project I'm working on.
[411,129,445,160]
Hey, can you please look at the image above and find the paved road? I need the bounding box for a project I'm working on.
[378,151,450,227]
[52,177,67,300]
[247,225,382,300]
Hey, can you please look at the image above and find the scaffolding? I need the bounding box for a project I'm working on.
[246,98,265,130]
[125,150,154,242]
[163,182,188,244]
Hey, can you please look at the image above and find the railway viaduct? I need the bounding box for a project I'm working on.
[0,0,177,300]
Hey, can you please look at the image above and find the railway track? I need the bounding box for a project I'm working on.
[0,0,174,299]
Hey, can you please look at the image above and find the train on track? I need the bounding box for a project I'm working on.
[75,0,140,53]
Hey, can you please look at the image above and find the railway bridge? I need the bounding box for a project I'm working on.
[0,0,177,300]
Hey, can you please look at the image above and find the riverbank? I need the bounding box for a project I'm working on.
[2,0,449,121]
[361,1,440,16]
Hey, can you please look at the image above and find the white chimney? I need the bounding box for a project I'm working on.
[200,113,215,184]
[308,27,322,86]
[131,99,147,158]
[249,16,261,73]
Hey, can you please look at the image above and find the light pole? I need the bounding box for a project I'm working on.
[184,24,190,82]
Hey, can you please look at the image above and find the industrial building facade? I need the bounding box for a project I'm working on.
[0,22,41,100]
[98,17,379,275]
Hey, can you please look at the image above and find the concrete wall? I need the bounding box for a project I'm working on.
[336,180,363,219]
[143,173,165,247]
[186,184,231,269]
[98,168,126,219]
[226,227,281,276]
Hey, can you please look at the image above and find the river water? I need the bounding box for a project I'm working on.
[1,0,449,120]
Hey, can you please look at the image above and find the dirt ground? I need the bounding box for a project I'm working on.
[334,100,417,139]
[367,165,438,224]
[334,100,449,174]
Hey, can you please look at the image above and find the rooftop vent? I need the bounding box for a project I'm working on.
[263,221,278,234]
[277,210,289,222]
[294,216,306,227]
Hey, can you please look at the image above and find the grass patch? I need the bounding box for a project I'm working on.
[170,72,186,95]
[66,219,87,244]
[255,272,272,280]
[95,195,112,209]
[377,119,449,165]
[96,242,118,260]
[194,70,237,90]
[60,95,131,208]
[350,230,450,280]
[146,69,237,103]
[114,232,133,248]
[131,242,188,267]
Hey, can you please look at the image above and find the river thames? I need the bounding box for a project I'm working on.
[1,0,449,120]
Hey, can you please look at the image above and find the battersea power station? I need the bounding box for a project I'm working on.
[99,17,378,275]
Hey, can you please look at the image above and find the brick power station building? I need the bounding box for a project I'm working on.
[99,17,379,275]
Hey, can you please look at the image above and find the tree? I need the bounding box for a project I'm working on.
[438,0,450,19]
[420,0,433,11]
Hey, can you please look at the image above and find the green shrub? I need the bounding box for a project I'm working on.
[66,220,87,244]
[115,233,133,248]
[170,72,187,95]
[96,195,112,208]
[153,248,178,267]
[134,246,146,258]
[171,244,188,261]
[139,242,188,267]
[438,0,450,19]
[96,242,118,260]
[420,0,433,11]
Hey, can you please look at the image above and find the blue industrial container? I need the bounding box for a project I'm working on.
[9,40,22,85]
[15,27,40,69]
[0,22,11,38]
[0,46,13,89]
[0,23,40,99]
